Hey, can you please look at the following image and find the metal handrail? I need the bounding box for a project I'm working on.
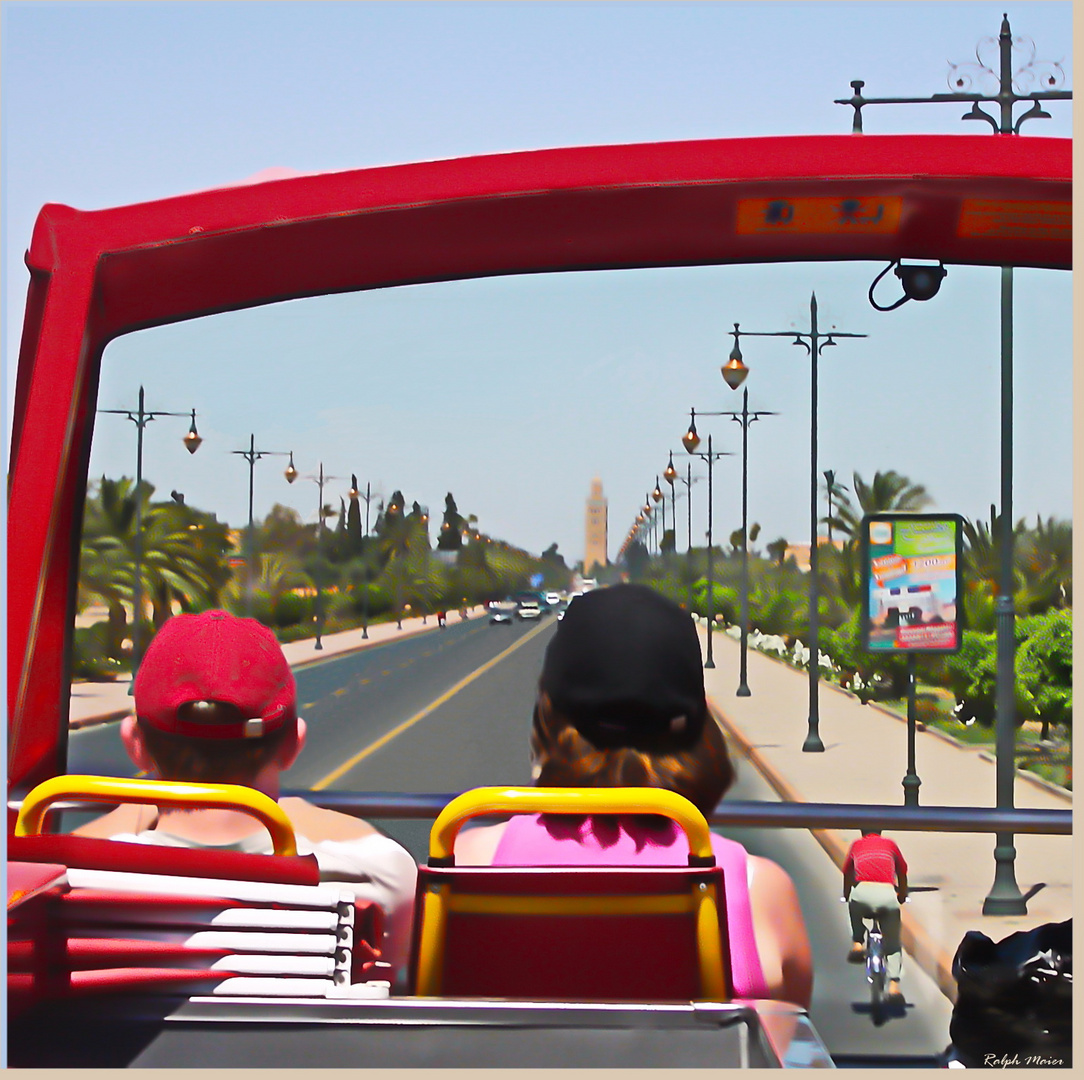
[11,790,1071,834]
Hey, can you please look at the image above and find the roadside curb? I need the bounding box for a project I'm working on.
[69,707,130,731]
[722,639,1073,803]
[709,695,960,1005]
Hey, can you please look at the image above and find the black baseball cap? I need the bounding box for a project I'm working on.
[539,585,707,750]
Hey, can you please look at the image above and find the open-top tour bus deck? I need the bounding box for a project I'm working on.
[7,133,1071,1067]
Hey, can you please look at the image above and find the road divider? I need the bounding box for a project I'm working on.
[311,621,552,790]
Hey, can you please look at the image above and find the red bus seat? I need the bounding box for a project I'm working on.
[8,776,385,1015]
[409,787,730,1002]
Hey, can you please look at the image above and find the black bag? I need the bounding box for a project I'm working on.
[947,919,1071,1068]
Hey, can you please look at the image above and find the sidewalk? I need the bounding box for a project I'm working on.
[698,625,1072,1004]
[67,608,485,728]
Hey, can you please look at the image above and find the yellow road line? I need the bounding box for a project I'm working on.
[312,620,550,790]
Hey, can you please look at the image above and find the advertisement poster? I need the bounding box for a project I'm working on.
[860,514,963,654]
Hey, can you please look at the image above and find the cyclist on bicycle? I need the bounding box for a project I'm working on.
[843,827,909,1000]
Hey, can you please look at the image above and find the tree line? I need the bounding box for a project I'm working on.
[75,478,571,677]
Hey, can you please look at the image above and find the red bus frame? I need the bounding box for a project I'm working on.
[7,133,1071,791]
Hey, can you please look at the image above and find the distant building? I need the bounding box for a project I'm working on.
[584,478,608,575]
[783,537,845,572]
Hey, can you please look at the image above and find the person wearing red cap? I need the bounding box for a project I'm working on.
[74,610,417,979]
[453,584,813,1008]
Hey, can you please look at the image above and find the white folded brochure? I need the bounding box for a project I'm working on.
[65,867,353,910]
[64,900,343,932]
[208,953,338,977]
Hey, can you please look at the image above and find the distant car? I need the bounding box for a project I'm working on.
[545,592,563,606]
[517,600,542,620]
[489,600,516,625]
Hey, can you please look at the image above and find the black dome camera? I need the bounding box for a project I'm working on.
[896,262,947,302]
[869,260,947,311]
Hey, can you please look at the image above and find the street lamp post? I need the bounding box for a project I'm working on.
[664,453,698,612]
[729,297,866,751]
[306,463,344,651]
[835,13,1069,912]
[652,478,665,556]
[700,350,778,697]
[682,410,732,670]
[98,386,202,675]
[231,436,297,617]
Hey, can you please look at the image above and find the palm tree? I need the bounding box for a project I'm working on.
[765,538,789,567]
[141,501,232,627]
[221,550,310,621]
[78,478,233,657]
[1016,516,1072,611]
[78,477,140,659]
[960,505,1031,632]
[826,470,933,540]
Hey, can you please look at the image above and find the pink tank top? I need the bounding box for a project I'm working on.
[492,814,769,1000]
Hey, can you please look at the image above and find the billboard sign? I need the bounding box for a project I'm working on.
[860,514,963,654]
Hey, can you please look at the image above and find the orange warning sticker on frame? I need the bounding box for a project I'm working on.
[736,197,902,234]
[958,200,1070,241]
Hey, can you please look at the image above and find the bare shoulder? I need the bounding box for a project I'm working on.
[449,821,508,865]
[748,854,807,934]
[747,854,813,1008]
[748,854,799,899]
[278,797,381,844]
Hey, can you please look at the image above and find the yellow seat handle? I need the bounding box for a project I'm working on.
[430,786,714,865]
[15,775,299,857]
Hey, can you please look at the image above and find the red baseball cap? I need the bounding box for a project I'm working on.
[134,610,297,739]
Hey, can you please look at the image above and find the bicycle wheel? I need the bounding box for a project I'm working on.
[867,929,887,1024]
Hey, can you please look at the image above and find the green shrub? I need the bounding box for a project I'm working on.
[1016,607,1073,738]
[751,588,806,638]
[270,591,310,628]
[691,580,738,624]
[333,582,391,618]
[72,623,125,681]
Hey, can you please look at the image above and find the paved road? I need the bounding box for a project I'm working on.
[68,613,953,1061]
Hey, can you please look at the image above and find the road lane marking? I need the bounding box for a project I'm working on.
[312,621,550,790]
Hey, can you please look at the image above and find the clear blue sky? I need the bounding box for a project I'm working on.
[2,2,1073,565]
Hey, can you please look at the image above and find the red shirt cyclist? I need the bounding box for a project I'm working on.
[842,827,909,1001]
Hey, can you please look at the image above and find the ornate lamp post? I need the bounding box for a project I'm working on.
[682,410,732,670]
[664,452,698,611]
[652,478,665,555]
[697,339,779,697]
[836,13,1069,914]
[231,436,297,617]
[98,387,201,674]
[729,297,866,750]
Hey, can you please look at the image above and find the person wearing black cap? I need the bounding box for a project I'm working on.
[454,584,813,1007]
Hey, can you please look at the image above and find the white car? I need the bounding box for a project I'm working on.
[517,600,542,620]
[489,600,516,625]
[545,592,563,606]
